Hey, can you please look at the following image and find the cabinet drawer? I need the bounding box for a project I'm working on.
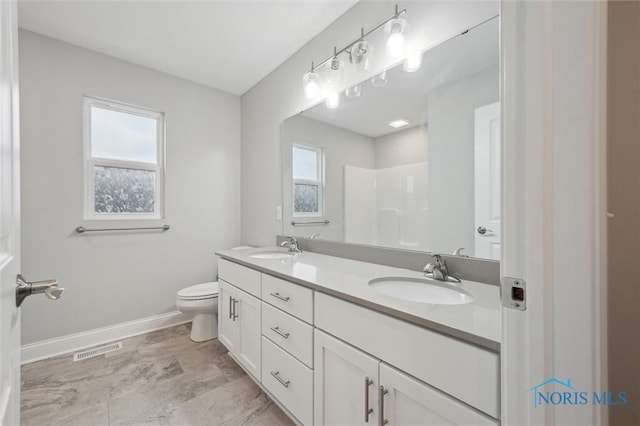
[218,259,261,297]
[262,337,313,425]
[315,292,500,419]
[262,274,313,323]
[262,302,313,368]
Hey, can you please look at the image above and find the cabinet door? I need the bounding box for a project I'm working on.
[218,280,238,352]
[314,329,380,426]
[235,288,262,379]
[379,363,498,426]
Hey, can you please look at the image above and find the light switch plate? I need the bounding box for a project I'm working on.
[276,205,282,221]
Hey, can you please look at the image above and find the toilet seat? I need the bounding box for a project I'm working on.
[177,282,219,300]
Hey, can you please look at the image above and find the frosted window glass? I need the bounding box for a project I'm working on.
[293,146,318,180]
[91,106,157,164]
[94,166,155,214]
[294,184,319,213]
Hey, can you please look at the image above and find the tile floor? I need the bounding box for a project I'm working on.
[21,324,295,426]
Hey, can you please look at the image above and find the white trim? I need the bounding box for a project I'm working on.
[292,143,325,218]
[83,96,165,221]
[20,311,191,365]
[500,1,607,425]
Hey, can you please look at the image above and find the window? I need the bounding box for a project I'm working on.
[292,144,323,217]
[84,97,164,219]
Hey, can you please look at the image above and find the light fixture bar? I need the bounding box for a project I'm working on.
[308,4,407,72]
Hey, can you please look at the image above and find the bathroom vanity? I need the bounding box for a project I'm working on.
[215,247,501,426]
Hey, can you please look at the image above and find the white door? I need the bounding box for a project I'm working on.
[235,288,261,379]
[0,2,21,424]
[474,102,501,260]
[218,280,238,352]
[379,363,498,426]
[314,329,380,426]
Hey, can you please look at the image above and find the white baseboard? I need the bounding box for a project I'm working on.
[21,311,191,365]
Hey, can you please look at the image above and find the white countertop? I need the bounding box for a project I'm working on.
[216,247,501,351]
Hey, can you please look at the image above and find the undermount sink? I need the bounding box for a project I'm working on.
[248,250,296,259]
[368,276,475,305]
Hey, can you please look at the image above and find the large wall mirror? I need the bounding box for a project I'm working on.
[282,17,500,260]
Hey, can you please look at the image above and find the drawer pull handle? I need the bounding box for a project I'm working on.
[228,296,233,319]
[270,371,290,388]
[232,298,239,320]
[364,377,374,422]
[379,385,388,426]
[270,292,290,302]
[270,326,290,339]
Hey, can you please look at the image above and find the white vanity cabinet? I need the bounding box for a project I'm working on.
[314,329,380,425]
[260,274,314,425]
[378,364,497,426]
[314,329,497,426]
[216,256,500,426]
[217,270,262,379]
[315,292,500,424]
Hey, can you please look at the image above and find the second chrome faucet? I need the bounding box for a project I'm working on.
[424,254,461,283]
[280,236,302,253]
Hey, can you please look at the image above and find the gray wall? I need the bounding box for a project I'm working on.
[607,2,640,425]
[426,67,498,256]
[19,30,241,344]
[240,0,499,247]
[374,125,428,169]
[282,115,374,240]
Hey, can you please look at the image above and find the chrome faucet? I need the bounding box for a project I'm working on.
[309,233,320,239]
[452,247,468,257]
[424,254,461,283]
[280,236,302,253]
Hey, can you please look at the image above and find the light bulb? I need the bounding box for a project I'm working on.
[350,40,373,72]
[403,52,422,72]
[386,19,407,58]
[327,56,344,90]
[303,71,320,99]
[326,92,340,109]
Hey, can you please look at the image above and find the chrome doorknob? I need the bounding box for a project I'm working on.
[16,274,65,307]
[477,226,493,235]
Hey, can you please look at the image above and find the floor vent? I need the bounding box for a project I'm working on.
[73,342,123,362]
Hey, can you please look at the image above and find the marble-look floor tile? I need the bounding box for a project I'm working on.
[21,324,294,426]
[221,399,295,426]
[165,375,275,426]
[108,368,229,425]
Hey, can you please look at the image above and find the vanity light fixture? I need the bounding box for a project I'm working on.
[403,51,422,72]
[327,47,344,89]
[386,16,407,58]
[303,63,320,100]
[349,29,374,72]
[302,4,407,99]
[389,119,409,128]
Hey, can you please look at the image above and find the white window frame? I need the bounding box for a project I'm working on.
[83,96,165,220]
[292,143,324,218]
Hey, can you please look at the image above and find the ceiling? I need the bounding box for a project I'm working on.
[17,0,358,95]
[301,17,499,138]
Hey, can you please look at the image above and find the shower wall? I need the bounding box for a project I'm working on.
[345,161,429,250]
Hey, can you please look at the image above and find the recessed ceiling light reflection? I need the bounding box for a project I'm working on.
[389,119,409,128]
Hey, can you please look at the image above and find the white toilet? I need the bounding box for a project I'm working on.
[176,282,219,342]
